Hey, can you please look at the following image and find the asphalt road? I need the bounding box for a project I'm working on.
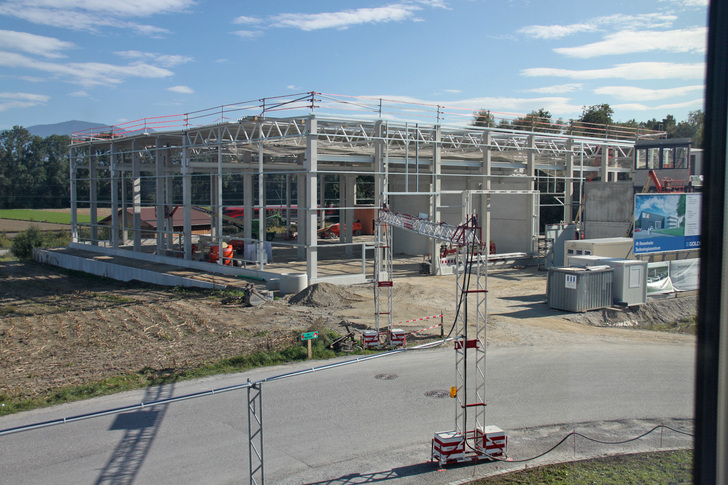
[0,342,695,484]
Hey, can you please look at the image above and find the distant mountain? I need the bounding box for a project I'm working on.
[26,120,110,137]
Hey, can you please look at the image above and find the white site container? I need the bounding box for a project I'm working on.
[562,256,647,306]
[564,237,635,260]
[605,259,648,306]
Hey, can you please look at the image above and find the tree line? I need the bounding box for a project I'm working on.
[473,104,704,148]
[0,107,705,209]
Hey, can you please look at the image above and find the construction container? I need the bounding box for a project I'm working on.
[562,257,647,306]
[605,259,647,306]
[564,237,635,260]
[544,223,577,268]
[547,266,614,312]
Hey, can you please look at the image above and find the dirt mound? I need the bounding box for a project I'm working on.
[289,282,360,308]
[564,294,697,328]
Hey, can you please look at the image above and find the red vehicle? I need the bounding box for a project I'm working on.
[318,221,362,238]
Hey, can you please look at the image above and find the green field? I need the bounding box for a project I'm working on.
[473,449,692,484]
[0,209,90,224]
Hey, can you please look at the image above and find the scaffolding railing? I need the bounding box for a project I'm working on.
[71,92,666,144]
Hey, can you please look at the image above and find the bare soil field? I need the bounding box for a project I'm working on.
[0,256,696,406]
[0,211,696,407]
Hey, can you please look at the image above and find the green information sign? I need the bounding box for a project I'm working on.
[301,331,318,341]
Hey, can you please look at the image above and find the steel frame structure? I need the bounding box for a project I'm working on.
[68,93,649,286]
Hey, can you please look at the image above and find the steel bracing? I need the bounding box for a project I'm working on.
[248,382,264,485]
[373,217,394,338]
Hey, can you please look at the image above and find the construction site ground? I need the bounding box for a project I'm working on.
[0,242,696,407]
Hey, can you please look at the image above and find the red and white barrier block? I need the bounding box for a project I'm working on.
[362,330,380,349]
[477,425,507,458]
[388,329,406,347]
[431,431,466,466]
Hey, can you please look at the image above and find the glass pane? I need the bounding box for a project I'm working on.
[675,147,688,169]
[636,149,647,169]
[647,148,659,169]
[663,148,674,168]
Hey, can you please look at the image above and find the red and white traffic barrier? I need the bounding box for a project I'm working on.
[432,431,466,466]
[362,330,380,349]
[397,314,443,325]
[388,329,406,347]
[478,426,507,458]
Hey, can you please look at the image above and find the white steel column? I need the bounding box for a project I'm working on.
[182,136,192,259]
[164,148,174,250]
[481,132,492,252]
[305,117,318,280]
[155,137,165,253]
[216,138,224,265]
[601,145,610,182]
[110,142,119,248]
[296,172,306,260]
[257,140,265,271]
[430,125,441,275]
[88,147,98,246]
[69,148,79,243]
[565,139,574,222]
[527,135,537,254]
[244,173,253,242]
[131,139,141,252]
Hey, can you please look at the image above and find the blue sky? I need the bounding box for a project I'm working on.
[0,0,708,131]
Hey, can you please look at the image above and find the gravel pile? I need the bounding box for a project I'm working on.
[289,282,360,308]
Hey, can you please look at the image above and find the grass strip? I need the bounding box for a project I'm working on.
[0,328,370,417]
[0,209,90,224]
[472,449,692,484]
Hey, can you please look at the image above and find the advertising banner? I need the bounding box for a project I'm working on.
[633,193,702,254]
[670,258,700,291]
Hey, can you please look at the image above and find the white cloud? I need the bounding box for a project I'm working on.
[270,4,424,31]
[0,0,195,35]
[519,13,678,40]
[443,89,461,94]
[368,94,583,118]
[168,85,194,94]
[525,83,583,94]
[233,15,262,25]
[522,62,705,80]
[0,30,74,58]
[555,27,707,58]
[7,0,195,17]
[595,13,678,30]
[660,0,708,7]
[518,24,596,40]
[0,91,49,111]
[69,90,89,97]
[612,98,704,112]
[286,85,302,90]
[232,30,263,39]
[0,50,173,86]
[594,85,704,101]
[115,50,193,68]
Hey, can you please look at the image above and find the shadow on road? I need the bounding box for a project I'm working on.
[300,460,475,484]
[94,384,174,485]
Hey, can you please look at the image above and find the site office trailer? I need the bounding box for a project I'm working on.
[564,237,635,260]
